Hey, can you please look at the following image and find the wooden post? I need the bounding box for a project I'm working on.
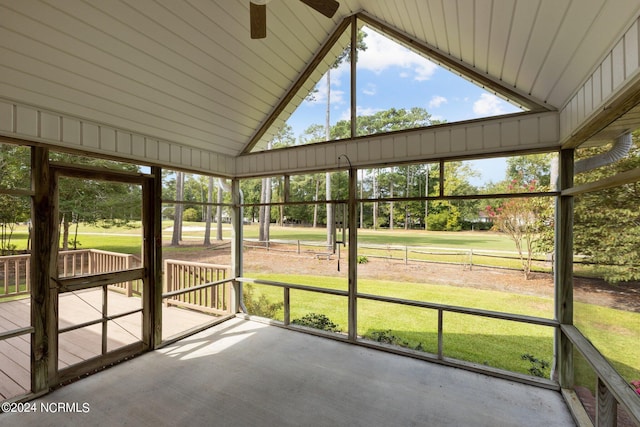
[284,288,290,326]
[348,166,358,341]
[30,146,55,392]
[142,167,162,349]
[437,309,443,359]
[596,378,617,426]
[231,179,243,313]
[555,149,574,387]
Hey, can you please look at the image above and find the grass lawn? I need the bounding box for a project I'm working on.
[3,222,637,386]
[243,272,640,384]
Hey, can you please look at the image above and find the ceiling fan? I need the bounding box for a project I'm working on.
[250,0,340,39]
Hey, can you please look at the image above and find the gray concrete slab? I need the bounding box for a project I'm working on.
[0,318,575,426]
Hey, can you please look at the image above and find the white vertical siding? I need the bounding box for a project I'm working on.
[235,111,560,177]
[0,98,235,176]
[560,17,640,142]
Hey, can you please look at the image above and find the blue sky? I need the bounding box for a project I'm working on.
[285,27,522,186]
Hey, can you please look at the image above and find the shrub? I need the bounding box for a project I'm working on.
[242,284,283,318]
[521,353,550,378]
[356,255,368,264]
[182,207,200,222]
[291,313,340,332]
[365,329,409,347]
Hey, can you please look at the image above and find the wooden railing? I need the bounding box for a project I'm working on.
[59,249,142,297]
[163,259,231,315]
[0,249,142,299]
[0,253,30,298]
[562,325,640,426]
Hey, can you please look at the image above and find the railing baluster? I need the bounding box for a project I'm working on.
[161,260,231,315]
[2,259,7,296]
[437,309,443,360]
[596,377,617,427]
[284,287,290,326]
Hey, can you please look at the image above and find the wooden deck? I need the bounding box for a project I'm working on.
[0,290,217,401]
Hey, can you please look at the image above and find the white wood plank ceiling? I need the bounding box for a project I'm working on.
[1,0,639,161]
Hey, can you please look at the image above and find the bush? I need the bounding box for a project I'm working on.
[521,353,550,378]
[365,329,409,347]
[242,284,283,318]
[182,207,200,222]
[291,313,340,332]
[357,255,368,264]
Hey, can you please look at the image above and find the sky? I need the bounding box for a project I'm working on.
[284,27,522,186]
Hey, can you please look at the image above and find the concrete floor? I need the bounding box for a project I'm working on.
[0,318,575,426]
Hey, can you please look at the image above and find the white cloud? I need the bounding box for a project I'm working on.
[358,28,437,81]
[429,95,447,108]
[303,74,346,106]
[362,83,377,96]
[339,106,383,121]
[473,93,507,116]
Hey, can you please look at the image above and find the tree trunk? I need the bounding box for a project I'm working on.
[216,184,223,240]
[325,69,333,250]
[373,170,378,230]
[204,176,213,245]
[259,179,266,241]
[359,169,363,229]
[260,178,271,241]
[326,172,333,250]
[313,177,319,228]
[405,168,410,230]
[278,178,284,226]
[61,215,69,250]
[389,183,394,230]
[425,166,429,230]
[171,171,184,246]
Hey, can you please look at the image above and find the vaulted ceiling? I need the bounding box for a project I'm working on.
[1,0,639,163]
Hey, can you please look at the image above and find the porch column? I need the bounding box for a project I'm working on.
[145,166,162,348]
[555,148,574,388]
[31,146,54,392]
[348,166,358,341]
[230,178,243,313]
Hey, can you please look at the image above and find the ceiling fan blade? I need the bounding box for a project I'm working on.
[299,0,340,18]
[250,2,267,39]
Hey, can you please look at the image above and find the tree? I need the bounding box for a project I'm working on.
[574,131,640,283]
[321,31,367,250]
[486,180,553,279]
[0,144,30,254]
[425,162,479,231]
[51,154,142,250]
[257,124,295,241]
[506,153,553,188]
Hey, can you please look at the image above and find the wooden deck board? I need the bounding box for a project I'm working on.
[0,290,218,401]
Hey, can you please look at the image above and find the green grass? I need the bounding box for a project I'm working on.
[574,303,640,389]
[242,224,518,251]
[4,222,637,383]
[244,272,639,382]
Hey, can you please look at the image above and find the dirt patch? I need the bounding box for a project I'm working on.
[165,242,640,313]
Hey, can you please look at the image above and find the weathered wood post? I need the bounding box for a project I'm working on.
[555,149,574,388]
[347,165,357,342]
[31,146,55,393]
[231,179,243,314]
[144,166,162,349]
